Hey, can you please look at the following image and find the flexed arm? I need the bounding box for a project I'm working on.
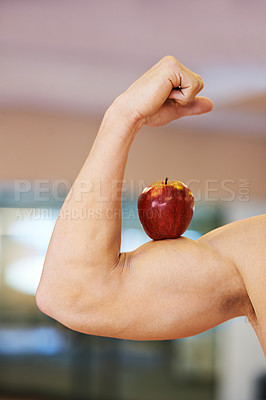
[36,56,251,340]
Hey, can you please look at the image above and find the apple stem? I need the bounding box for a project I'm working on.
[165,177,168,185]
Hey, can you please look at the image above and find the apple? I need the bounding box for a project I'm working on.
[137,178,194,240]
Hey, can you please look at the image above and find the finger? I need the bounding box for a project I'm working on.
[168,80,204,105]
[168,68,204,105]
[146,99,183,127]
[146,97,213,127]
[177,96,213,117]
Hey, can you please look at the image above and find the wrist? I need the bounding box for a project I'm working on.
[104,94,145,133]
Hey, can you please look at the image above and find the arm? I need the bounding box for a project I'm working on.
[36,56,249,340]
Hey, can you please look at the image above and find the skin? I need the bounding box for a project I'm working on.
[36,56,266,356]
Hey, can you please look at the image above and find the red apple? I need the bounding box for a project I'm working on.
[137,178,194,240]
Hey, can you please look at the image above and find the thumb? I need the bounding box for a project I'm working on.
[178,96,213,117]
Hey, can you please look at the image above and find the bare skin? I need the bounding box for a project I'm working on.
[36,56,266,356]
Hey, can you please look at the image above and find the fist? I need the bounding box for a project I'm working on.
[112,56,213,128]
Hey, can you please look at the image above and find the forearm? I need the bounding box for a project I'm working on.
[37,101,142,312]
[54,102,142,267]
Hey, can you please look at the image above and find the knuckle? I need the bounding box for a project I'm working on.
[198,78,204,90]
[192,78,203,92]
[190,80,197,92]
[160,56,181,88]
[162,55,179,66]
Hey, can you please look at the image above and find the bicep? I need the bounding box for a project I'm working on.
[79,237,247,340]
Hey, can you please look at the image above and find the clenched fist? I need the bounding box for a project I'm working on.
[111,56,213,127]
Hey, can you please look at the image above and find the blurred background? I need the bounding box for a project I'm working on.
[0,0,265,399]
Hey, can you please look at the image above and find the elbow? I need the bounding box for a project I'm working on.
[35,263,83,324]
[35,283,55,319]
[35,277,105,335]
[35,278,70,324]
[35,260,124,336]
[35,283,79,331]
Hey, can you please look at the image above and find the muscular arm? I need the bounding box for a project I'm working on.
[36,56,255,342]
